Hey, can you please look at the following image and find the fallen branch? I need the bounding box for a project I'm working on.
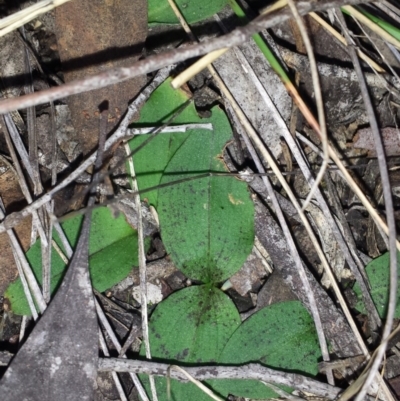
[0,0,364,113]
[98,358,342,400]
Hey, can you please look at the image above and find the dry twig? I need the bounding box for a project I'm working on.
[98,358,342,400]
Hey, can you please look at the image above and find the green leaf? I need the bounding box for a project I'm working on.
[140,285,241,401]
[128,78,200,207]
[128,78,254,283]
[148,0,227,24]
[210,301,322,399]
[5,207,146,316]
[158,107,254,283]
[353,251,400,319]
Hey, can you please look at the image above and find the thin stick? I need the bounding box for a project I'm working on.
[261,382,305,400]
[375,2,400,26]
[125,143,158,401]
[170,0,287,88]
[350,15,400,84]
[22,26,42,196]
[99,358,342,399]
[95,299,150,401]
[342,5,400,49]
[338,324,400,401]
[0,0,366,114]
[3,113,34,188]
[17,30,59,185]
[167,365,224,401]
[309,12,384,72]
[2,113,48,247]
[128,123,213,136]
[0,202,38,320]
[294,84,400,252]
[51,239,68,264]
[89,108,149,382]
[0,66,173,234]
[167,0,197,40]
[0,0,73,37]
[18,315,30,343]
[285,0,329,217]
[5,225,46,313]
[0,194,46,316]
[40,204,52,303]
[10,244,38,320]
[336,10,398,401]
[3,108,56,306]
[53,220,73,258]
[98,329,128,401]
[171,49,228,89]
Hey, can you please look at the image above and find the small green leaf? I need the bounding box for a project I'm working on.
[210,301,322,399]
[128,78,200,207]
[148,0,227,24]
[158,107,254,283]
[5,207,146,316]
[353,251,400,319]
[140,285,241,401]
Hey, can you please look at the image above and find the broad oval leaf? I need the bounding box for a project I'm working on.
[353,251,400,318]
[158,107,254,283]
[210,301,322,399]
[129,79,254,283]
[5,207,145,315]
[148,0,227,24]
[140,285,241,401]
[128,78,201,207]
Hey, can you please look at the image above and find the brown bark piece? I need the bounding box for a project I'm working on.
[54,0,147,158]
